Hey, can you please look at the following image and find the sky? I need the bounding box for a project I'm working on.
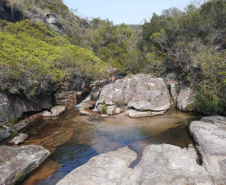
[62,0,193,25]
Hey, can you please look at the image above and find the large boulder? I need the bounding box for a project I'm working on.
[190,116,226,185]
[177,87,195,111]
[0,145,50,185]
[97,74,170,116]
[57,144,212,185]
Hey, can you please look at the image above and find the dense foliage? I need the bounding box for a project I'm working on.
[0,20,106,99]
[140,0,226,115]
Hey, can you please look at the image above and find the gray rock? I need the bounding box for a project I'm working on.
[190,116,226,185]
[97,74,170,115]
[12,113,41,132]
[97,104,123,115]
[170,83,179,103]
[51,105,66,116]
[9,133,28,145]
[57,147,136,185]
[0,145,50,185]
[0,92,52,124]
[80,101,96,109]
[55,91,77,108]
[0,126,14,142]
[177,87,195,111]
[57,144,212,185]
[44,13,62,33]
[42,111,52,117]
[125,109,165,118]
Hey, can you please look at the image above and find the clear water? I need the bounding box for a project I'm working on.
[20,108,201,185]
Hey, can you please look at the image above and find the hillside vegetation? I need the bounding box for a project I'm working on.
[0,20,106,99]
[0,0,225,115]
[140,0,226,115]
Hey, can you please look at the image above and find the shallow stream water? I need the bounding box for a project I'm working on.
[20,108,201,185]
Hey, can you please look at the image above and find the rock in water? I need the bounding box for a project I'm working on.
[97,74,170,116]
[177,87,194,111]
[125,109,165,118]
[0,145,50,185]
[57,147,136,185]
[42,110,52,117]
[50,105,66,116]
[80,100,96,109]
[57,144,212,185]
[190,116,226,185]
[9,133,28,145]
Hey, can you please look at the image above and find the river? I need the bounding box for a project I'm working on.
[20,108,201,185]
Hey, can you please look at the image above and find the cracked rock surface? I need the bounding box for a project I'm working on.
[57,144,213,185]
[97,74,170,116]
[190,116,226,185]
[0,145,50,185]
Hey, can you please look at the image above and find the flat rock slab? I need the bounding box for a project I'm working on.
[9,133,28,145]
[0,145,50,185]
[57,144,212,185]
[51,105,66,116]
[125,109,165,118]
[57,147,136,185]
[190,116,226,185]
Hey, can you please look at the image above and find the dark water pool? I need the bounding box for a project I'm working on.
[20,108,201,185]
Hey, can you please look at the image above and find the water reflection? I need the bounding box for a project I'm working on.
[20,108,200,185]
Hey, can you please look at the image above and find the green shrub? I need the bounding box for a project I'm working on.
[0,20,106,99]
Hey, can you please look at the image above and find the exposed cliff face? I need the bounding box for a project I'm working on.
[0,0,63,32]
[0,0,89,33]
[0,92,52,124]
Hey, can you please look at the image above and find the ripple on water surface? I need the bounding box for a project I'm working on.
[20,108,200,185]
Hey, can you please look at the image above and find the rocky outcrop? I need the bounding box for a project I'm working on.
[90,80,108,101]
[0,92,52,124]
[55,91,77,108]
[44,13,62,33]
[177,87,195,111]
[57,144,212,185]
[96,74,170,117]
[190,116,226,185]
[0,145,50,185]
